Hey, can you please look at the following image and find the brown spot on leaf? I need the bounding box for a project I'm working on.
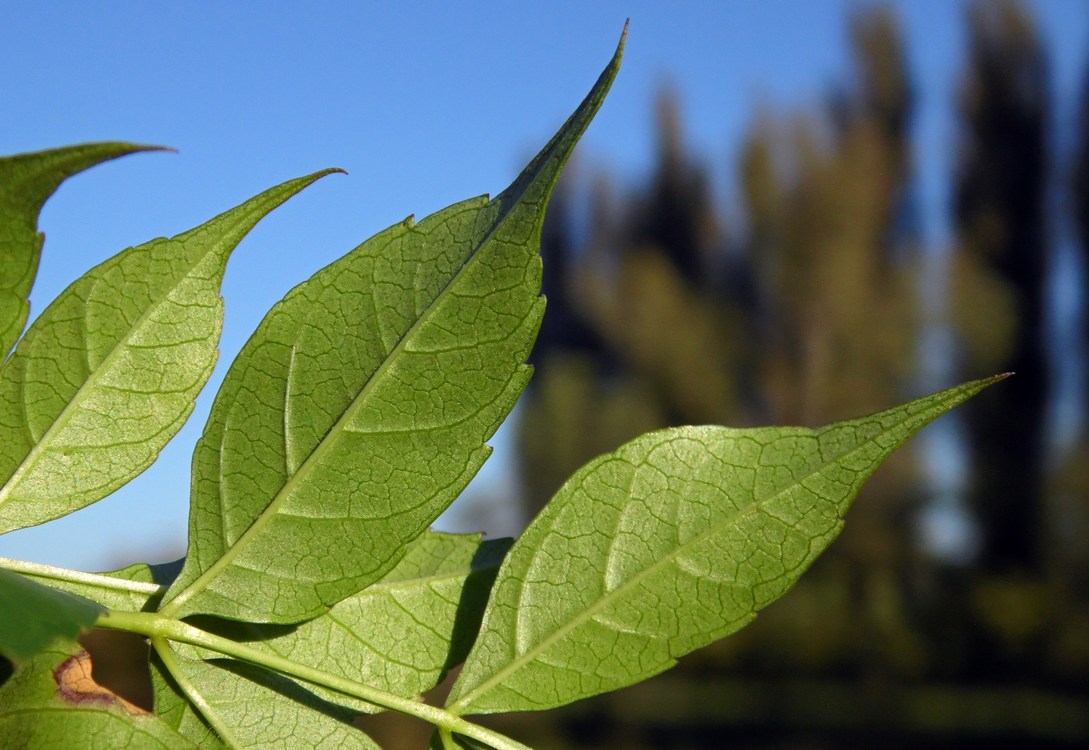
[53,650,149,716]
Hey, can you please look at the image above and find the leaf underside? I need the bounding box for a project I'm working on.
[239,531,509,712]
[447,376,1004,715]
[160,31,623,624]
[152,645,378,750]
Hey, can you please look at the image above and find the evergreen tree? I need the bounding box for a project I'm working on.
[951,0,1049,574]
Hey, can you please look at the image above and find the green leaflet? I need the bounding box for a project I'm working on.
[0,643,196,749]
[0,568,103,664]
[0,142,163,358]
[159,32,625,623]
[0,168,341,534]
[0,556,181,612]
[447,377,1005,715]
[151,643,377,750]
[237,532,510,712]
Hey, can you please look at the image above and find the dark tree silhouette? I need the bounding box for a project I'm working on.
[952,0,1049,574]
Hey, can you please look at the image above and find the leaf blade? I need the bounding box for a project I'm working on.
[447,377,1004,714]
[161,32,624,623]
[0,142,164,358]
[0,168,340,533]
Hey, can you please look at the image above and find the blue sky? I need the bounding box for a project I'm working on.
[1,1,1086,570]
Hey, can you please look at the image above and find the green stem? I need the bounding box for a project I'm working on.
[97,609,529,750]
[0,557,162,595]
[438,727,460,749]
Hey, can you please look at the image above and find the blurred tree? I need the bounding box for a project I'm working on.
[1042,13,1089,683]
[733,9,934,683]
[951,0,1048,575]
[628,91,719,285]
[740,7,919,561]
[521,2,914,607]
[520,6,928,673]
[1064,34,1089,595]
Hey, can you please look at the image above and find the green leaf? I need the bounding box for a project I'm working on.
[0,556,180,612]
[0,142,164,358]
[236,532,510,712]
[447,377,1005,714]
[160,32,624,624]
[0,643,196,749]
[153,642,378,749]
[0,568,104,664]
[0,168,341,534]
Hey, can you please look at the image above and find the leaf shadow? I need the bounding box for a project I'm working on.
[443,537,513,672]
[207,657,361,725]
[181,614,300,643]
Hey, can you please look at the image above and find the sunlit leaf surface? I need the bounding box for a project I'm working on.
[0,142,162,358]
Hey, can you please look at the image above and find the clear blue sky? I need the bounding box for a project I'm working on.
[1,1,1085,570]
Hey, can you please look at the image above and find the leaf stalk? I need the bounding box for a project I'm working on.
[0,557,162,595]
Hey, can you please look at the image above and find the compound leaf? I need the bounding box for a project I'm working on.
[0,142,163,358]
[0,568,104,664]
[160,31,624,623]
[0,168,340,534]
[0,644,195,749]
[447,377,1004,714]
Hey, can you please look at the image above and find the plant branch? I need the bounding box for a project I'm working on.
[97,609,530,750]
[152,636,242,747]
